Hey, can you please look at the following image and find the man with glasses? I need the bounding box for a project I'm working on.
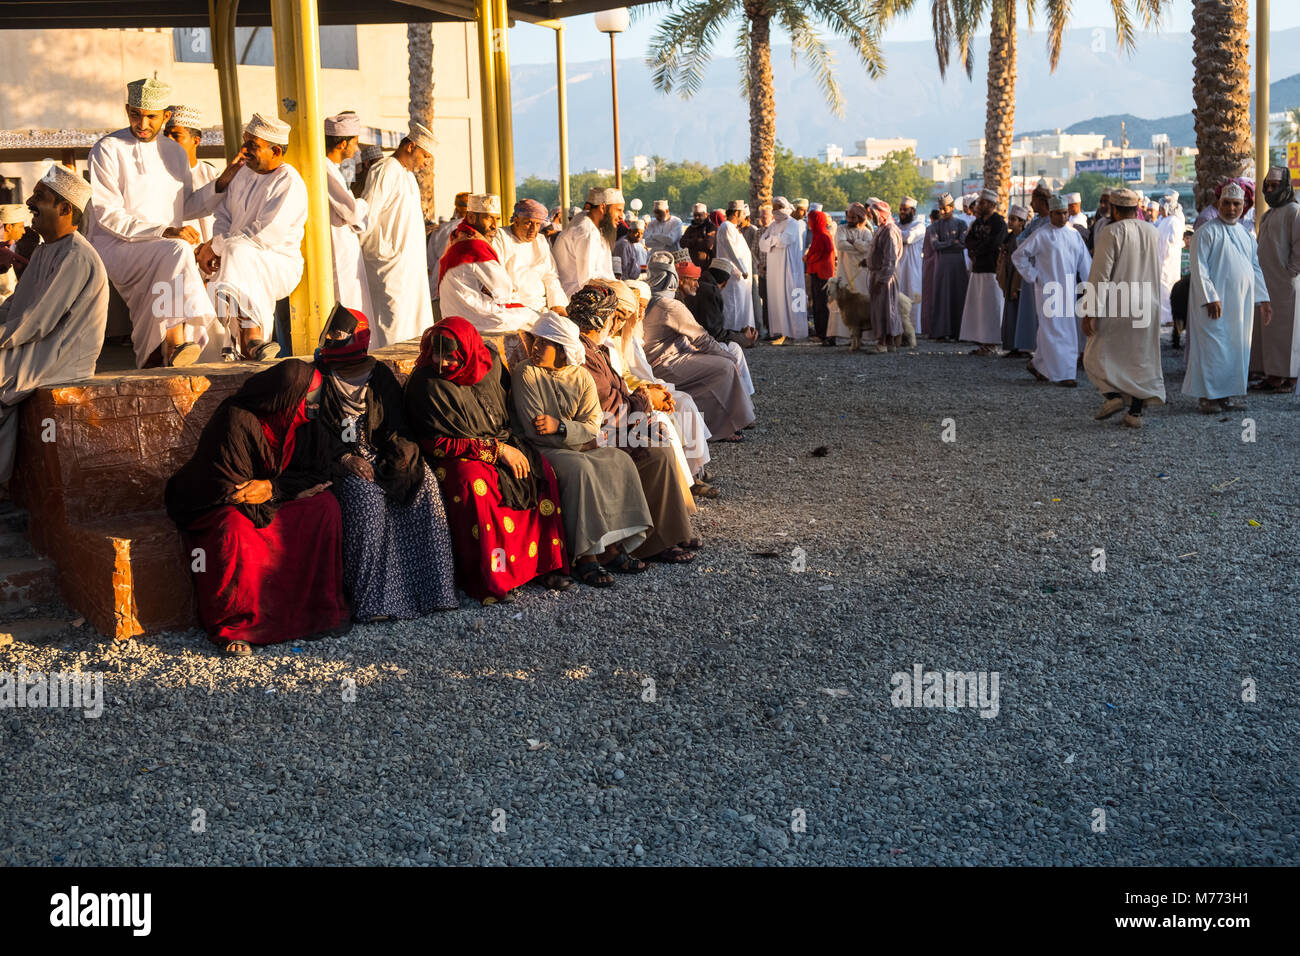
[494,197,569,317]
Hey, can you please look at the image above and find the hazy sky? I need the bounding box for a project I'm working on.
[507,1,1300,67]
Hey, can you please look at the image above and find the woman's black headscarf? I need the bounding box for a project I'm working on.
[165,359,332,530]
[567,284,619,332]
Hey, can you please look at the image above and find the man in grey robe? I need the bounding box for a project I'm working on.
[866,198,903,350]
[927,192,968,341]
[1253,165,1300,393]
[1081,188,1164,428]
[0,165,108,499]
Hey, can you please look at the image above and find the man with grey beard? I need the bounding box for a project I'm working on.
[553,186,623,295]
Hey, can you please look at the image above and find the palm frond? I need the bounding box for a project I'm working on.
[775,3,846,115]
[644,0,739,98]
[808,0,887,78]
[1045,0,1073,70]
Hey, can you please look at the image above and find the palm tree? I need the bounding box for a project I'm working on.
[1192,0,1251,208]
[1271,107,1300,146]
[642,1,885,210]
[408,23,436,218]
[873,0,1167,207]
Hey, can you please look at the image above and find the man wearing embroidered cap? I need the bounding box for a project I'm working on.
[791,198,809,255]
[1183,181,1271,412]
[353,144,384,198]
[552,185,623,296]
[163,105,220,250]
[865,198,904,351]
[494,197,569,317]
[1012,193,1091,386]
[322,112,372,317]
[1066,193,1087,229]
[88,77,218,368]
[360,121,435,346]
[927,192,969,341]
[959,188,1008,355]
[439,194,537,350]
[190,112,307,361]
[644,200,684,254]
[0,165,108,502]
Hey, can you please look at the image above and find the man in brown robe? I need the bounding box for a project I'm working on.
[1253,165,1300,392]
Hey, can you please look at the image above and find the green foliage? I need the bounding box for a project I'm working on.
[516,149,936,216]
[1059,171,1127,210]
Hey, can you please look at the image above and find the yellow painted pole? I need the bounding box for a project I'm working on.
[208,0,243,162]
[492,0,515,214]
[270,0,333,354]
[475,0,501,196]
[1256,0,1270,225]
[555,23,570,224]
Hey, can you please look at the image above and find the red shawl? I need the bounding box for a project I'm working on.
[437,219,499,285]
[416,317,494,386]
[804,210,836,280]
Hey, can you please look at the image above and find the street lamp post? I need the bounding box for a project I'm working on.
[594,8,629,190]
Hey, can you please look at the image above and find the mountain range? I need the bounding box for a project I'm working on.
[509,26,1300,177]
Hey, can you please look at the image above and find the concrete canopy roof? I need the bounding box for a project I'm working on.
[0,0,661,29]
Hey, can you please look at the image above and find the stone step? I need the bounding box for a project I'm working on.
[0,617,81,647]
[0,530,33,557]
[0,556,60,614]
[0,509,29,535]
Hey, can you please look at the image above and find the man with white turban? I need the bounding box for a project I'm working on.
[360,121,435,345]
[826,202,873,348]
[192,113,306,361]
[960,188,1008,355]
[552,186,622,295]
[896,196,925,302]
[439,193,537,352]
[323,112,371,317]
[0,166,108,500]
[758,197,807,344]
[713,200,756,336]
[87,77,217,367]
[1254,166,1300,392]
[1081,188,1165,429]
[494,197,569,317]
[1012,193,1091,385]
[0,205,33,303]
[1153,190,1185,330]
[644,200,684,254]
[1184,182,1272,412]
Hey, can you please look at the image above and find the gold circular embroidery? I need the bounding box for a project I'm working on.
[485,523,492,533]
[482,596,496,605]
[538,499,555,516]
[473,478,488,497]
[509,554,516,562]
[551,538,560,547]
[503,516,516,534]
[528,541,538,558]
[434,467,446,481]
[471,524,479,540]
[453,495,461,504]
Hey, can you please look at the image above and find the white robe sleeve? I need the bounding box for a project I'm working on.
[327,165,368,233]
[88,140,170,240]
[211,172,305,257]
[440,260,538,335]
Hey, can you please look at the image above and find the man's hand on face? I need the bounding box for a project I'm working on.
[215,155,246,192]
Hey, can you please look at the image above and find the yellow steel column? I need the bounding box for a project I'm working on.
[208,0,243,162]
[270,0,332,354]
[475,0,501,196]
[555,23,570,224]
[491,0,515,213]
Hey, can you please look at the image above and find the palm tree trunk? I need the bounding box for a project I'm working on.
[746,5,775,209]
[982,0,1016,208]
[1192,0,1252,208]
[408,22,436,218]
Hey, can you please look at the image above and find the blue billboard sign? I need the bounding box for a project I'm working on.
[1074,157,1144,182]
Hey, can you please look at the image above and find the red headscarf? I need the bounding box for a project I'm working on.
[315,304,371,368]
[417,316,493,386]
[804,210,836,280]
[709,209,725,229]
[437,219,499,286]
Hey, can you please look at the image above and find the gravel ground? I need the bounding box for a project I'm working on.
[2,334,1296,866]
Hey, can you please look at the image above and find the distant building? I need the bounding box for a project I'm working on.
[819,137,918,170]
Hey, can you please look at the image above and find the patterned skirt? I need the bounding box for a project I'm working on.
[335,449,459,619]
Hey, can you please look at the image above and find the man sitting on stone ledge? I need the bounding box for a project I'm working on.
[192,113,307,362]
[0,165,108,506]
